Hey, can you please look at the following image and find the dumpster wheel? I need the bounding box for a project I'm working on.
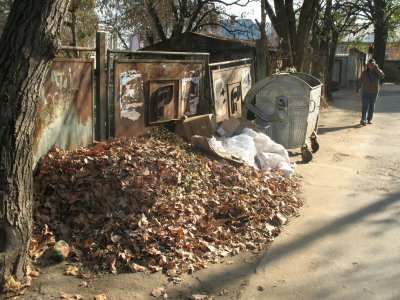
[301,147,313,163]
[311,138,320,152]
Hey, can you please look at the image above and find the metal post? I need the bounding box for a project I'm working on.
[106,50,113,138]
[95,32,107,141]
[256,39,268,82]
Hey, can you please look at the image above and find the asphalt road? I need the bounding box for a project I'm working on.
[240,83,400,300]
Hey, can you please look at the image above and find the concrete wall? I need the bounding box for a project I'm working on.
[333,51,366,88]
[333,56,348,88]
[347,51,366,88]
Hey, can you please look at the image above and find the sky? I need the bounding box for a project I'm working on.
[225,0,262,21]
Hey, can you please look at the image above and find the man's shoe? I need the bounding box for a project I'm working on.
[367,120,372,124]
[360,120,366,126]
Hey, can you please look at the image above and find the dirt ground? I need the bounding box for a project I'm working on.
[12,83,400,300]
[240,82,400,300]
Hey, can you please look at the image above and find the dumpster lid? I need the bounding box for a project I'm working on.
[286,72,322,88]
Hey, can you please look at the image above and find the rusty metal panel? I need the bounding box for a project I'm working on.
[113,59,205,137]
[211,63,252,122]
[34,58,93,165]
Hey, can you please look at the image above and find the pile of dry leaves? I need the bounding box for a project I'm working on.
[32,128,302,278]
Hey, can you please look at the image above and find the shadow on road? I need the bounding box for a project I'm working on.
[318,124,362,135]
[257,190,400,268]
[168,190,400,297]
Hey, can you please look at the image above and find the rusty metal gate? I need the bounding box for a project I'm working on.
[33,58,94,164]
[108,51,211,137]
[32,33,255,165]
[210,59,253,122]
[109,51,254,137]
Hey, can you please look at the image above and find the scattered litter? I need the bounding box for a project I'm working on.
[208,128,294,177]
[64,266,80,276]
[53,240,71,261]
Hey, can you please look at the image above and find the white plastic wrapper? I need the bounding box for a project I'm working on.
[242,127,258,138]
[256,152,294,178]
[207,128,295,177]
[224,134,258,167]
[208,137,226,153]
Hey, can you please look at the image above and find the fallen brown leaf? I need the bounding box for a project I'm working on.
[150,287,165,297]
[32,128,302,278]
[94,294,108,300]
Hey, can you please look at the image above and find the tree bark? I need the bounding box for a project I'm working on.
[147,1,168,42]
[265,0,293,66]
[265,0,319,70]
[325,31,339,102]
[256,0,268,81]
[0,0,69,289]
[314,0,333,101]
[70,2,78,57]
[293,0,319,71]
[373,0,388,67]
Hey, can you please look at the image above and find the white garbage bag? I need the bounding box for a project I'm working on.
[224,134,257,167]
[205,128,295,177]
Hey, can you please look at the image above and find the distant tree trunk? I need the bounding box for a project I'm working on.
[325,31,339,102]
[312,0,334,101]
[0,0,69,289]
[68,3,79,57]
[264,0,293,66]
[147,1,167,42]
[311,0,332,88]
[311,49,325,83]
[256,0,268,81]
[264,0,319,71]
[293,0,319,71]
[373,0,388,67]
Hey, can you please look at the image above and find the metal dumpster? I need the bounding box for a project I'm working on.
[243,72,323,162]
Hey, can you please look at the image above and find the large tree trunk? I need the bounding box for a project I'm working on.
[265,0,293,66]
[373,0,388,68]
[312,0,337,101]
[293,0,319,71]
[265,0,319,70]
[311,0,331,96]
[0,0,69,289]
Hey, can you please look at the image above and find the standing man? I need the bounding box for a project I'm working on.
[356,58,385,126]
